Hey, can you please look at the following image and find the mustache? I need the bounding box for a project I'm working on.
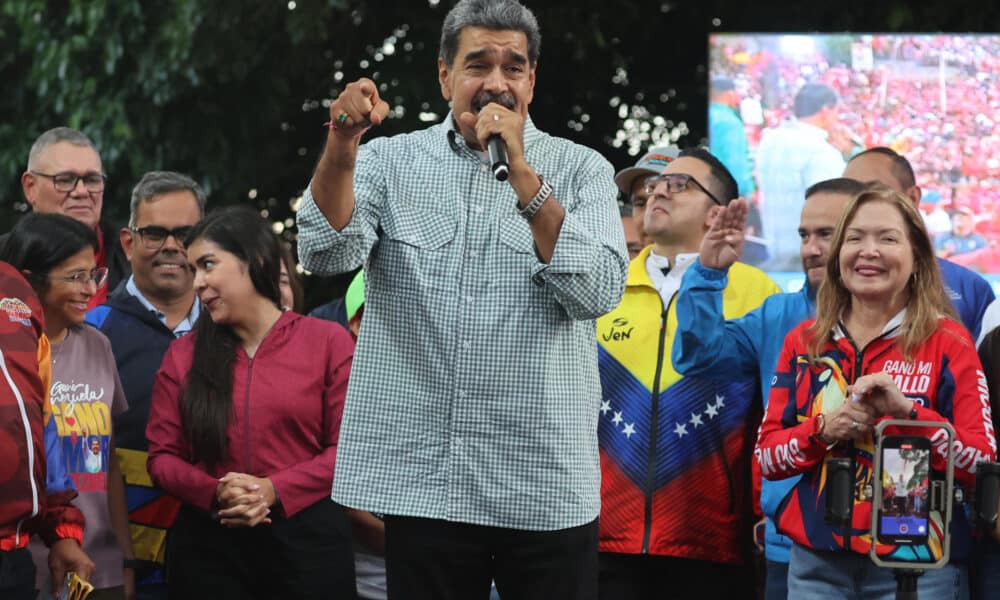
[802,258,826,270]
[471,91,516,113]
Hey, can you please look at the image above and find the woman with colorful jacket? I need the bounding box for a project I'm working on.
[146,206,356,599]
[0,260,92,599]
[756,185,996,599]
[2,213,129,599]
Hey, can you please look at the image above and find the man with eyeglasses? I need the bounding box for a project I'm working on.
[86,171,205,600]
[596,147,780,599]
[14,127,129,309]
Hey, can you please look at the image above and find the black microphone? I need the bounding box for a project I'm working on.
[487,135,509,181]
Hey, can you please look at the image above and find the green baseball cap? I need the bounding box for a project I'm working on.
[345,269,365,321]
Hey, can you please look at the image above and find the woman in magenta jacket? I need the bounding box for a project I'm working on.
[146,206,356,599]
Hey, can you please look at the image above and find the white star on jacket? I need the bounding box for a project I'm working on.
[600,394,728,441]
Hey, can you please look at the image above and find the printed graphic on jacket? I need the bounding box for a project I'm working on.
[598,345,759,564]
[50,379,112,493]
[759,316,997,564]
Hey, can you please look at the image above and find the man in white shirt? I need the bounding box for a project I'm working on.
[756,83,846,271]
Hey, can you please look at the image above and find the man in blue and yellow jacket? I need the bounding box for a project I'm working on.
[597,148,781,599]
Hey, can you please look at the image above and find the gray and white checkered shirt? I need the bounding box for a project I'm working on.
[298,115,627,531]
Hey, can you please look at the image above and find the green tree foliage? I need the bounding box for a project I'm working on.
[1,0,356,229]
[4,0,1000,303]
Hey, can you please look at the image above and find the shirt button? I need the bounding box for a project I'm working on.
[481,165,489,173]
[462,341,472,350]
[468,250,478,258]
[474,206,485,214]
[464,296,473,303]
[457,390,467,398]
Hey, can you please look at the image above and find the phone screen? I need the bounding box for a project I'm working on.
[877,436,931,545]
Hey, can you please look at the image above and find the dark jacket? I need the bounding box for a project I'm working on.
[100,219,130,295]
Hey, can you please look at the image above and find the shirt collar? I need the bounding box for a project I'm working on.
[833,308,906,342]
[646,250,699,272]
[125,275,201,336]
[794,119,831,140]
[627,246,698,289]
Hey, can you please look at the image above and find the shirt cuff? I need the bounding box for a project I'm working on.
[53,523,84,547]
[529,212,598,280]
[692,260,729,282]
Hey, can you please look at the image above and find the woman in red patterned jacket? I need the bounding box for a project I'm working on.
[756,185,996,599]
[0,261,92,598]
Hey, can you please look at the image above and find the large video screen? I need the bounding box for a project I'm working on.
[709,34,1000,292]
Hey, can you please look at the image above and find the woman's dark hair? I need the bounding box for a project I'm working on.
[278,241,305,313]
[0,212,98,291]
[181,206,282,469]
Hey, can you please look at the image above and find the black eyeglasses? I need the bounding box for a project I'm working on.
[132,226,193,250]
[30,171,106,193]
[47,267,109,288]
[643,173,724,206]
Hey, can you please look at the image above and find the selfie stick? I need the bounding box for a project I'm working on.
[870,420,955,600]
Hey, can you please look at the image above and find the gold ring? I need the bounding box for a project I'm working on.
[337,113,348,124]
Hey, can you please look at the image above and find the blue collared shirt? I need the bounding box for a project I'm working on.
[125,276,201,337]
[297,114,627,530]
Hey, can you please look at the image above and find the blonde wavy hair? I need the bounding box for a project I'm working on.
[807,184,957,362]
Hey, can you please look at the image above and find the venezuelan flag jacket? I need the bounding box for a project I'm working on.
[597,248,780,564]
[757,315,997,561]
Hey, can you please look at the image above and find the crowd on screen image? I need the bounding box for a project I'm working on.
[711,35,1000,272]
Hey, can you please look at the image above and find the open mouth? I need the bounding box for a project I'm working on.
[855,265,884,276]
[154,263,187,272]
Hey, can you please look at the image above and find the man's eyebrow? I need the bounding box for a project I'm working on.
[463,48,490,63]
[503,48,528,65]
[462,47,528,65]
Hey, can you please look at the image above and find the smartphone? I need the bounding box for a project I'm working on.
[877,435,932,545]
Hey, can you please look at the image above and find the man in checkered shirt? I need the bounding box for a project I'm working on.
[296,1,627,598]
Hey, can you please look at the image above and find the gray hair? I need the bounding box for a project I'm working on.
[439,0,541,67]
[26,127,100,171]
[129,171,207,228]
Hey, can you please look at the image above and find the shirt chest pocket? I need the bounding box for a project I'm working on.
[492,215,550,306]
[374,206,458,294]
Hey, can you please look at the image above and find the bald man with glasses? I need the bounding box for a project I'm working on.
[12,127,130,308]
